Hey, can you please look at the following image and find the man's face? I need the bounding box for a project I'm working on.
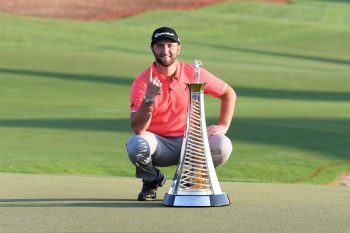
[151,39,181,67]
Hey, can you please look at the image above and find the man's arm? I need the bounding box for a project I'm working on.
[130,68,162,135]
[130,101,153,135]
[207,85,236,136]
[218,85,236,129]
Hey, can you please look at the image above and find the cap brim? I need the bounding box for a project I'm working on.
[152,36,179,45]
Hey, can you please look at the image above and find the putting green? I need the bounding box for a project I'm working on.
[0,173,349,233]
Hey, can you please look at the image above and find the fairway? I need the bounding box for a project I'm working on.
[1,0,350,185]
[0,173,349,233]
[1,1,350,232]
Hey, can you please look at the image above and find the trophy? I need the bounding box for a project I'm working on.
[162,60,230,207]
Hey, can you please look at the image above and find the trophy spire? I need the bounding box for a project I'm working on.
[162,60,230,207]
[193,59,203,83]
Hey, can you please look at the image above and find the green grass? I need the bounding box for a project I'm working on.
[0,0,349,184]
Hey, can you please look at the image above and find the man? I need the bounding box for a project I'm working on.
[126,27,236,201]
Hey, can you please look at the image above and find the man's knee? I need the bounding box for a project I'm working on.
[209,134,233,167]
[126,132,157,165]
[126,135,150,165]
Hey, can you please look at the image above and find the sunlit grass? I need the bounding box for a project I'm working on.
[0,0,349,184]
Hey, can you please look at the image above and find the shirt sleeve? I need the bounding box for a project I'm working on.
[130,77,147,113]
[200,68,227,97]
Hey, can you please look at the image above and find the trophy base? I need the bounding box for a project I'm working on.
[162,193,230,207]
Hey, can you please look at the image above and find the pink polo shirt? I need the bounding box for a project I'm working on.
[130,61,227,137]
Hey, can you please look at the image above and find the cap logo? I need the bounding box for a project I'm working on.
[154,32,175,38]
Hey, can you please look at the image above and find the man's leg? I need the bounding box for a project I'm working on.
[208,134,233,167]
[152,135,183,167]
[126,132,165,201]
[126,131,160,182]
[126,132,182,201]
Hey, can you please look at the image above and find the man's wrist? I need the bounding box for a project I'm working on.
[143,96,155,104]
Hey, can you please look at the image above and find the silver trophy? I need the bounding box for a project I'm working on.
[163,60,230,207]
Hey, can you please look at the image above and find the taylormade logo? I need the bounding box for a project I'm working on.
[154,32,175,38]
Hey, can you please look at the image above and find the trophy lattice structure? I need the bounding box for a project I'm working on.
[163,60,230,207]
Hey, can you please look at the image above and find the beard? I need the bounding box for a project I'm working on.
[153,53,177,67]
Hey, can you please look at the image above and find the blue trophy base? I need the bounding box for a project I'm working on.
[162,193,230,207]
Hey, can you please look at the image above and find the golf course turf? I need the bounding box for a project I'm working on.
[0,1,350,232]
[1,0,349,184]
[1,173,349,233]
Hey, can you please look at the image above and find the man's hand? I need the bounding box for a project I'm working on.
[207,125,228,137]
[145,68,162,100]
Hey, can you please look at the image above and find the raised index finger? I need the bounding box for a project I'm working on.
[149,68,153,81]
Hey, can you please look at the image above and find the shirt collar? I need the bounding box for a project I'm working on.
[151,61,180,82]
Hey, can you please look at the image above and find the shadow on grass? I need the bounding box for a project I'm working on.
[210,117,350,160]
[2,67,350,102]
[0,118,130,132]
[192,42,350,66]
[0,68,133,85]
[0,198,162,208]
[234,85,350,102]
[0,117,350,160]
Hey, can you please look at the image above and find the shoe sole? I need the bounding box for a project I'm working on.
[137,197,157,201]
